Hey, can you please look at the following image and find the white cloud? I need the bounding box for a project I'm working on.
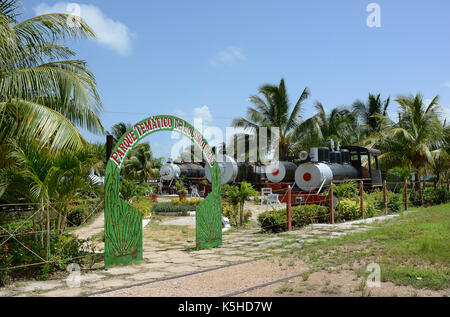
[442,81,450,88]
[209,46,246,67]
[193,105,213,123]
[34,2,135,55]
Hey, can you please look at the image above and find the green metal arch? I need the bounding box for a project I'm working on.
[104,115,222,268]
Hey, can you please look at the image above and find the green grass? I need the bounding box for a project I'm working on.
[294,203,450,290]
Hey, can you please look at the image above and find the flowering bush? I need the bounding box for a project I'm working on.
[409,187,449,206]
[0,221,84,286]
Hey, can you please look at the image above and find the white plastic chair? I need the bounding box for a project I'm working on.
[266,194,282,211]
[260,188,273,205]
[191,187,201,198]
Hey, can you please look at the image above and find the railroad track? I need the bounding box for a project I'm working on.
[86,258,304,297]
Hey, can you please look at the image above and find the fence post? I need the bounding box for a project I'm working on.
[329,183,334,224]
[403,179,408,211]
[286,186,292,231]
[418,179,424,207]
[46,203,50,259]
[360,181,364,219]
[383,180,388,215]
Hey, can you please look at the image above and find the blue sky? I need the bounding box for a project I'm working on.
[21,0,450,159]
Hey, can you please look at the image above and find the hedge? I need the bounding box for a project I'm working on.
[151,202,195,215]
[258,205,330,233]
[409,187,449,206]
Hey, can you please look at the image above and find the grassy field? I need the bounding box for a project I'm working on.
[294,204,450,290]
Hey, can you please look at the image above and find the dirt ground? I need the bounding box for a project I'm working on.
[93,257,448,297]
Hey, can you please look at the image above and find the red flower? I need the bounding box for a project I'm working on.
[26,245,30,249]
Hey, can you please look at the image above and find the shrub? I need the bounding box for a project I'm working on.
[151,202,194,215]
[335,199,360,221]
[171,198,202,206]
[120,179,138,201]
[258,205,330,233]
[410,186,449,206]
[66,199,101,227]
[366,190,402,214]
[0,221,85,286]
[222,201,252,227]
[333,181,358,198]
[335,198,378,221]
[131,197,152,218]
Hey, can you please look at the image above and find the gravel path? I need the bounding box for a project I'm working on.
[92,259,307,297]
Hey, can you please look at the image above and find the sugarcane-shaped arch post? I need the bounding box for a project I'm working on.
[104,115,222,268]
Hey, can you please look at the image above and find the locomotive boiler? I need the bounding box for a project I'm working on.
[205,154,268,185]
[295,146,383,191]
[160,160,205,181]
[265,161,297,183]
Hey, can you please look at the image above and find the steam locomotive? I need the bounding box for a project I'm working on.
[159,145,383,199]
[159,159,206,193]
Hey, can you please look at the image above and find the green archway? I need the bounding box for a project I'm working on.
[104,115,222,268]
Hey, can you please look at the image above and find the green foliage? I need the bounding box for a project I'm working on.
[387,167,416,181]
[364,190,402,214]
[333,181,358,198]
[335,198,378,221]
[222,201,252,227]
[258,205,329,233]
[366,94,445,172]
[171,198,203,206]
[151,202,195,215]
[0,1,103,152]
[120,179,138,202]
[232,78,310,158]
[223,182,257,226]
[131,197,152,218]
[409,186,449,206]
[175,177,188,194]
[0,221,85,286]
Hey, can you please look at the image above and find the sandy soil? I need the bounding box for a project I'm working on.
[94,259,308,297]
[93,257,448,297]
[236,268,449,297]
[72,212,104,240]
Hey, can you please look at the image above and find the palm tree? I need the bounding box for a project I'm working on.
[352,94,390,133]
[124,143,159,182]
[223,182,257,226]
[106,122,133,145]
[232,78,310,158]
[365,94,446,181]
[0,140,99,234]
[0,0,103,152]
[293,102,358,151]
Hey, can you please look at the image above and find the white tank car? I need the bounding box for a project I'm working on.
[160,162,181,181]
[265,161,297,183]
[205,155,239,185]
